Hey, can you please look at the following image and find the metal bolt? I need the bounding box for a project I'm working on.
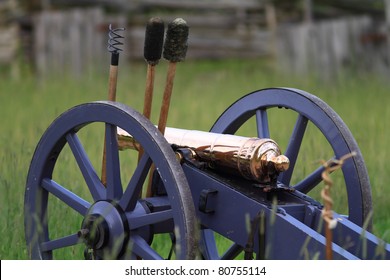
[77,228,89,238]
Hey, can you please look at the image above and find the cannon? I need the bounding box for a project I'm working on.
[24,19,390,260]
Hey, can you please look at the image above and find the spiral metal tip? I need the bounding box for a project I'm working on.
[107,24,125,54]
[163,18,189,62]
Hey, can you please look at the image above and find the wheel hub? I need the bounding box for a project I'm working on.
[78,214,109,250]
[79,201,129,259]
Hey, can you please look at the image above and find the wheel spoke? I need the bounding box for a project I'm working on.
[200,230,219,259]
[293,158,338,193]
[119,154,152,211]
[221,243,243,260]
[127,209,173,230]
[255,109,270,138]
[42,179,90,215]
[40,233,81,252]
[279,114,308,185]
[104,124,123,200]
[66,132,105,201]
[131,235,163,260]
[293,165,326,193]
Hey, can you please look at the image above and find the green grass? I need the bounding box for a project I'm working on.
[1,59,390,259]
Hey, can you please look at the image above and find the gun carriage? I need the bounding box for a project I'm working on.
[24,18,390,260]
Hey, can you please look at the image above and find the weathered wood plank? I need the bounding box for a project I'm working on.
[136,0,265,10]
[130,13,266,29]
[276,16,376,79]
[0,24,18,63]
[128,26,270,60]
[33,7,125,77]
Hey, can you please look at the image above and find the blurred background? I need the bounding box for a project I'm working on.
[1,0,390,259]
[1,0,389,79]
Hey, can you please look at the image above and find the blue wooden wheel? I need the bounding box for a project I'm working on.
[25,101,197,259]
[200,88,372,259]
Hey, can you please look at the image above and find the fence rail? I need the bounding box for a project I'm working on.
[127,0,271,60]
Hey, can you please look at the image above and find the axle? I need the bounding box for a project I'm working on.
[117,127,289,184]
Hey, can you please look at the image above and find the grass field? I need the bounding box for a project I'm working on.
[1,59,390,259]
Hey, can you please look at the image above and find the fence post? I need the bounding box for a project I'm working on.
[265,2,277,58]
[384,0,390,59]
[303,0,313,24]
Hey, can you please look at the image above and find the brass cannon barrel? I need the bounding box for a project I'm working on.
[117,127,289,184]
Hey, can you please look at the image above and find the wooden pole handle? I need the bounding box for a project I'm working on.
[143,64,156,120]
[145,62,177,198]
[108,64,119,102]
[157,62,177,135]
[102,63,119,186]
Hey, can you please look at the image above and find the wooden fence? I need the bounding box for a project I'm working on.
[127,0,273,59]
[34,7,126,77]
[33,1,274,77]
[31,4,390,79]
[276,16,389,80]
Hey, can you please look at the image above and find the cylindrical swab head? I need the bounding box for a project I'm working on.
[144,17,165,66]
[163,18,189,63]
